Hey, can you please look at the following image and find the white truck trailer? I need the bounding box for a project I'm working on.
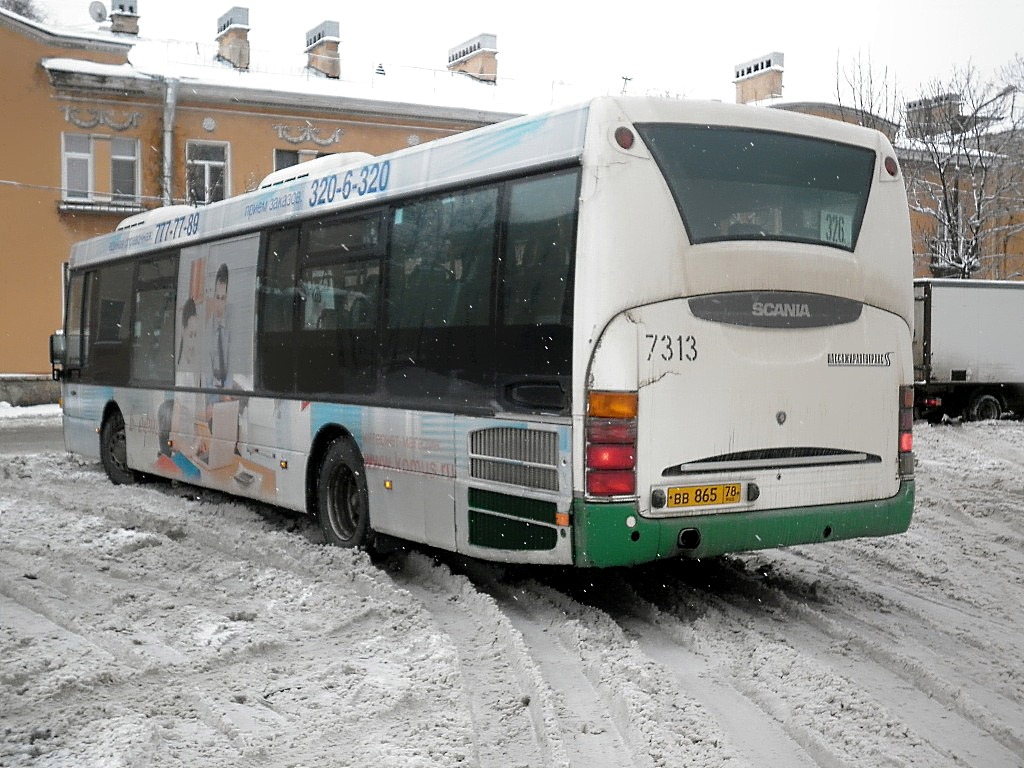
[913,278,1024,422]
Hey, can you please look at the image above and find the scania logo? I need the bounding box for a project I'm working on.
[751,302,811,318]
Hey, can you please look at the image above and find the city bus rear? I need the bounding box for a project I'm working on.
[571,102,915,567]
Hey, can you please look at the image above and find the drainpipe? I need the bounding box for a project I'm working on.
[162,77,178,206]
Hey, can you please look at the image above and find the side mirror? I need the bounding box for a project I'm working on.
[50,332,66,380]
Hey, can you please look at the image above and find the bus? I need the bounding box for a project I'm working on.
[49,96,915,568]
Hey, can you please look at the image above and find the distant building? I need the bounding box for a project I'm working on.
[735,52,1024,282]
[0,5,518,376]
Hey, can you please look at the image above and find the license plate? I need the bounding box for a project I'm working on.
[666,482,743,509]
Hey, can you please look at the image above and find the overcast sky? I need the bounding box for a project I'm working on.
[36,0,1022,104]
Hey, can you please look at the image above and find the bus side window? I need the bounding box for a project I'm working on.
[501,171,577,330]
[257,227,300,393]
[83,260,133,386]
[131,254,178,387]
[64,272,87,375]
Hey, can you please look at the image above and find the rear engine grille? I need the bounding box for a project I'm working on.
[470,428,559,491]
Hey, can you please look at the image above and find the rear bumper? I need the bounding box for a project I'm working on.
[572,480,914,567]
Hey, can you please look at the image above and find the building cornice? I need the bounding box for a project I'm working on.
[40,58,519,128]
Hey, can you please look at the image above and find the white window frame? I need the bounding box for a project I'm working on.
[61,133,141,206]
[186,140,230,205]
[110,136,140,202]
[62,133,94,201]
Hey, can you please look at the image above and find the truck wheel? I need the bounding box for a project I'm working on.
[316,438,372,549]
[968,393,1002,421]
[100,409,138,485]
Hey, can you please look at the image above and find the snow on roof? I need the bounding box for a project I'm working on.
[20,6,611,118]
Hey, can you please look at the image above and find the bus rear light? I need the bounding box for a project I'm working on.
[898,385,914,477]
[614,126,635,150]
[588,391,638,419]
[586,419,637,444]
[587,470,636,496]
[586,444,636,470]
[586,390,638,499]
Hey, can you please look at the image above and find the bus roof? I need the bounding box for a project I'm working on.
[69,96,892,268]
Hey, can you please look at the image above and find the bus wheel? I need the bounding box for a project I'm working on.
[968,393,1002,421]
[316,439,372,548]
[100,409,137,485]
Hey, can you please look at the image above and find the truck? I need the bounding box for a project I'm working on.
[913,278,1024,422]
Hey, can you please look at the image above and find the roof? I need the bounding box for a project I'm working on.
[8,5,601,123]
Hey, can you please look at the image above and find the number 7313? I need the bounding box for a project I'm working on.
[645,334,697,362]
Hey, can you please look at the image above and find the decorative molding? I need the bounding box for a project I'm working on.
[202,117,217,132]
[62,106,141,131]
[406,134,421,146]
[273,123,343,146]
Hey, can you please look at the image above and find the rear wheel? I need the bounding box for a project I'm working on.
[316,439,372,548]
[968,392,1003,421]
[100,409,138,485]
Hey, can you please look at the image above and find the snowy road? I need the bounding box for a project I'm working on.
[2,414,1023,767]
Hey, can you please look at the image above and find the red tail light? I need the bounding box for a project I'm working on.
[586,444,636,470]
[586,391,638,498]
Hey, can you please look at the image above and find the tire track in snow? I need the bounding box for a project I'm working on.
[387,552,567,768]
[476,568,751,768]
[691,552,1023,767]
[2,455,480,766]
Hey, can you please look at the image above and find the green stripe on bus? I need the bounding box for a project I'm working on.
[572,481,915,568]
[467,487,557,525]
[468,510,558,550]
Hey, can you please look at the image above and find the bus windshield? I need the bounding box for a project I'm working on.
[635,124,876,252]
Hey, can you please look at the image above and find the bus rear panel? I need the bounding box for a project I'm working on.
[571,101,914,567]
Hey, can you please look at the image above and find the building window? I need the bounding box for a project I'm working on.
[186,141,229,204]
[274,149,332,171]
[274,149,299,171]
[111,137,138,202]
[61,133,140,205]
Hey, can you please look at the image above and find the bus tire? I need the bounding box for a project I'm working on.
[316,438,372,549]
[968,392,1002,421]
[100,409,138,485]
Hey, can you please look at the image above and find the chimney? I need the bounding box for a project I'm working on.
[216,7,251,71]
[733,52,784,104]
[906,93,962,138]
[447,34,498,84]
[110,1,139,35]
[306,21,341,79]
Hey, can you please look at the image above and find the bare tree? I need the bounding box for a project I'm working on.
[902,61,1024,279]
[0,0,46,22]
[834,51,902,137]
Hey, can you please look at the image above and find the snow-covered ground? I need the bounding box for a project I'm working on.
[2,406,1023,767]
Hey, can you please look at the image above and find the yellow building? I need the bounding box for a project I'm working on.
[1,5,510,387]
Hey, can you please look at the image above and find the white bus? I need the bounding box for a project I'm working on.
[50,96,915,567]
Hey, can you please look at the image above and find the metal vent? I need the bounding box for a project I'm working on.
[470,428,559,491]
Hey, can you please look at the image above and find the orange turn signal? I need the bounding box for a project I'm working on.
[588,391,638,419]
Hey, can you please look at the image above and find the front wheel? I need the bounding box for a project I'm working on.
[316,439,372,549]
[100,409,138,485]
[968,392,1003,422]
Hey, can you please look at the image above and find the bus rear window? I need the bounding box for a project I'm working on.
[635,124,876,251]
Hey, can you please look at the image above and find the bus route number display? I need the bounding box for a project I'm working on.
[820,210,853,248]
[308,161,392,208]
